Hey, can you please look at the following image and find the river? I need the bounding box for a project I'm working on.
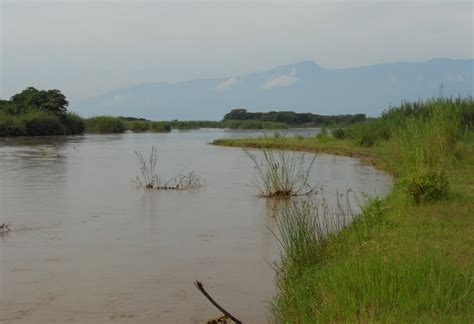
[0,129,392,323]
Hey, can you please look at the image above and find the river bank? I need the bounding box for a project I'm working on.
[212,100,474,322]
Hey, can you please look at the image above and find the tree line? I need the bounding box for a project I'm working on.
[223,109,367,126]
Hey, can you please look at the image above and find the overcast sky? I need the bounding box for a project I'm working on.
[1,0,472,101]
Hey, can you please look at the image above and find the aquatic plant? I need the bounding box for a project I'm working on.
[246,148,317,197]
[135,146,159,188]
[272,196,353,270]
[135,146,202,190]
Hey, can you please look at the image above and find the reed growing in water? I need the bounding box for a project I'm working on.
[246,148,317,197]
[135,146,202,190]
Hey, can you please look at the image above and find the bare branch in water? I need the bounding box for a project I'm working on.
[0,222,12,233]
[194,281,242,324]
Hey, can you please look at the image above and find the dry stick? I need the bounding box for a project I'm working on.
[193,281,242,324]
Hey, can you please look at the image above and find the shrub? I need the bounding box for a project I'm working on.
[128,120,150,132]
[402,169,449,204]
[149,122,172,132]
[62,112,85,134]
[332,128,346,139]
[21,111,65,135]
[0,114,25,136]
[85,116,125,133]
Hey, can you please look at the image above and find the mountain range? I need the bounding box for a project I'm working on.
[73,58,473,120]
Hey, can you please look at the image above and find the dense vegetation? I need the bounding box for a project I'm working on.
[84,117,289,133]
[0,87,85,136]
[168,119,288,130]
[213,97,474,322]
[223,108,367,126]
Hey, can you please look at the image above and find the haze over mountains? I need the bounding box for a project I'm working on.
[74,58,473,120]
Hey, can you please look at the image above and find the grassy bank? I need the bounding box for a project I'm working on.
[213,98,474,322]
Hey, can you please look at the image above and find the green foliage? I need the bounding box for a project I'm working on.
[0,113,25,136]
[128,120,150,132]
[278,253,472,322]
[62,113,85,134]
[168,120,223,130]
[0,87,84,136]
[222,120,288,129]
[346,118,393,146]
[85,116,125,133]
[149,122,172,132]
[274,201,328,270]
[223,108,366,126]
[214,97,474,322]
[21,111,65,135]
[402,170,449,204]
[10,87,69,116]
[331,127,346,139]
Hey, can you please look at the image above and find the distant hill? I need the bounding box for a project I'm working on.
[73,58,473,120]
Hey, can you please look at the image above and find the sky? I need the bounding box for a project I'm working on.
[0,0,472,102]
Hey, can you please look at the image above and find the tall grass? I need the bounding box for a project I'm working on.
[0,110,84,136]
[246,148,317,197]
[273,195,473,322]
[273,197,353,270]
[85,116,125,133]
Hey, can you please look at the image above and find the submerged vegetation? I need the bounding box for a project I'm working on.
[214,97,474,322]
[246,148,317,197]
[135,146,202,190]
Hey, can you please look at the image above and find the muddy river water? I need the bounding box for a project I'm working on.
[0,129,392,323]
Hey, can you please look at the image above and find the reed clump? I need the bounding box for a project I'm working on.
[246,148,317,198]
[135,146,202,190]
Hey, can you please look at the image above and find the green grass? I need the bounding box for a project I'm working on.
[213,98,474,322]
[84,116,125,133]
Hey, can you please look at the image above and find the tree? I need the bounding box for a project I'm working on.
[10,87,69,115]
[223,108,250,120]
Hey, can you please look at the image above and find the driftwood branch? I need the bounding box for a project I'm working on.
[194,281,242,324]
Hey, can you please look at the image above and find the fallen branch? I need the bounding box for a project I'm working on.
[0,222,11,233]
[194,281,242,324]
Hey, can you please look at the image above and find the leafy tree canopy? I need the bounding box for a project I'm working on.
[2,87,69,116]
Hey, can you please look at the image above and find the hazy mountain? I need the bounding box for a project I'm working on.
[73,58,473,120]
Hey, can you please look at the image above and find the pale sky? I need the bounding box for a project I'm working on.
[1,0,472,101]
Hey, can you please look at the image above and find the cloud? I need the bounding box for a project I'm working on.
[263,68,298,89]
[215,77,237,91]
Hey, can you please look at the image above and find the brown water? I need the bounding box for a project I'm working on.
[0,129,392,323]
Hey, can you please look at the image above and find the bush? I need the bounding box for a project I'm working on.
[0,113,25,136]
[128,120,150,132]
[332,128,346,139]
[149,122,172,132]
[62,112,85,134]
[21,111,65,135]
[85,116,125,133]
[402,169,449,204]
